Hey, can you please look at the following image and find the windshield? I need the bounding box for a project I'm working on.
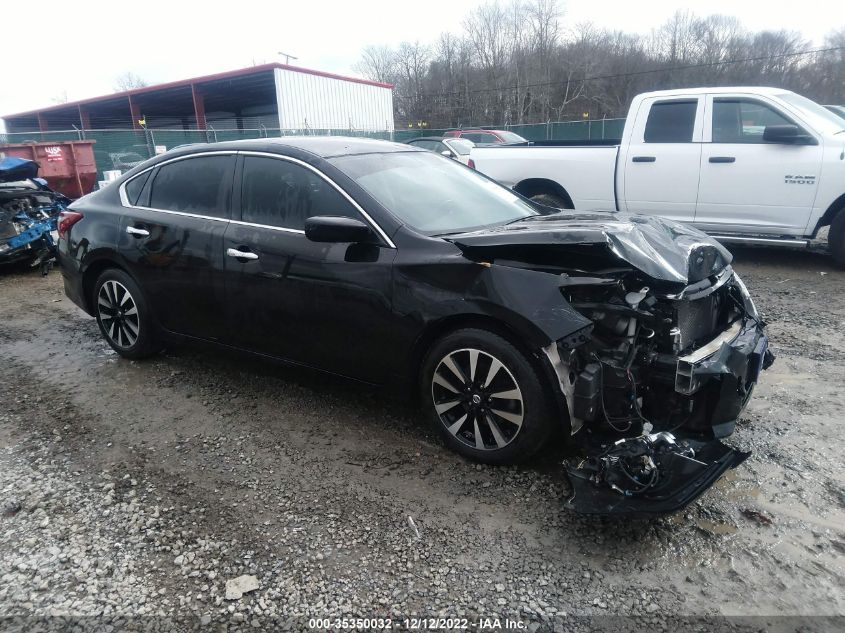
[497,131,527,143]
[825,105,845,121]
[331,151,538,235]
[778,92,845,134]
[445,138,474,155]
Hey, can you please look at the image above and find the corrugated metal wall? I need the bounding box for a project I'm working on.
[274,69,394,132]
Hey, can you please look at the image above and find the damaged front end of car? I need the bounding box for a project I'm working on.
[0,157,70,271]
[451,211,774,516]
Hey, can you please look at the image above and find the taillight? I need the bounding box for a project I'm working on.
[467,158,476,169]
[58,211,84,238]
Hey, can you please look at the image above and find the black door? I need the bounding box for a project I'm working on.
[117,153,235,341]
[223,154,397,383]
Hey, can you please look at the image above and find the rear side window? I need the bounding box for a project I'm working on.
[644,100,698,143]
[148,155,234,218]
[123,170,151,206]
[240,156,360,230]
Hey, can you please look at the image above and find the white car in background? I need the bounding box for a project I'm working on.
[406,136,475,166]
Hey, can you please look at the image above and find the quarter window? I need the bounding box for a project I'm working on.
[712,98,795,143]
[148,155,233,218]
[644,100,698,143]
[124,170,151,206]
[240,156,360,230]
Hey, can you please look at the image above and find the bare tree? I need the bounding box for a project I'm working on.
[356,6,841,130]
[114,72,148,92]
[353,45,397,85]
[394,41,431,124]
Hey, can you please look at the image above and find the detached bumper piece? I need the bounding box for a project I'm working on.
[565,432,750,516]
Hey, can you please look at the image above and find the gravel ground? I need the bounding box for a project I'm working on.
[0,247,843,632]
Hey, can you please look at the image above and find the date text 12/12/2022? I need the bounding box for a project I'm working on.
[307,617,529,630]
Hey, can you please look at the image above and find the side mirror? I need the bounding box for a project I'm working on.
[762,124,816,145]
[441,150,456,159]
[305,216,373,243]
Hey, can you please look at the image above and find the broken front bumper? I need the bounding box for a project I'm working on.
[564,318,772,517]
[565,433,750,516]
[672,317,773,438]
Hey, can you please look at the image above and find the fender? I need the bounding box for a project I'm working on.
[394,261,592,349]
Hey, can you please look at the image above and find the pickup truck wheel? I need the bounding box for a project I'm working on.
[829,209,845,268]
[530,193,569,210]
[421,328,554,465]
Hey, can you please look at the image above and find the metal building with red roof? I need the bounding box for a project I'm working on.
[2,63,394,133]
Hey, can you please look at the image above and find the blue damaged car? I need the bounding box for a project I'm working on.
[0,157,70,269]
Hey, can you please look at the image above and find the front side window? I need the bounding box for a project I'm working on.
[331,151,537,236]
[148,155,233,218]
[712,98,795,143]
[644,100,698,143]
[240,156,359,230]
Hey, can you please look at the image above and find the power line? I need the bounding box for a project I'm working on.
[395,44,845,101]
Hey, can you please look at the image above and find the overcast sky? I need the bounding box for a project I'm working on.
[2,0,843,127]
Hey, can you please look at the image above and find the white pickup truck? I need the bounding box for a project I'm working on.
[470,87,845,266]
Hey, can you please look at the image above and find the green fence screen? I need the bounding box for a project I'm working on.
[1,118,625,185]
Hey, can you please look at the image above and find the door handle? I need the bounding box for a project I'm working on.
[125,226,150,237]
[226,247,259,261]
[709,156,736,163]
[632,156,656,163]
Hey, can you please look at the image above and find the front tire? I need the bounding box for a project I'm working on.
[829,209,845,268]
[93,268,161,359]
[421,328,554,465]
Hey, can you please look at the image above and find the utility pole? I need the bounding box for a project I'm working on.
[278,52,298,65]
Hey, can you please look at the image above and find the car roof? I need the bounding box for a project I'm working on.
[640,86,790,98]
[242,136,420,157]
[163,136,423,160]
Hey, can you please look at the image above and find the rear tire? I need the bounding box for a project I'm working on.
[421,328,554,465]
[530,193,569,210]
[829,209,845,268]
[93,268,162,359]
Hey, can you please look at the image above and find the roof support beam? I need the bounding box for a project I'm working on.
[78,105,91,130]
[192,84,206,130]
[128,95,142,130]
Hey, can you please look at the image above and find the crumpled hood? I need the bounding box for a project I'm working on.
[447,210,732,285]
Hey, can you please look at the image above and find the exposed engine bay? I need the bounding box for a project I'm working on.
[450,211,774,515]
[0,157,70,270]
[554,256,771,514]
[551,259,771,514]
[555,264,771,440]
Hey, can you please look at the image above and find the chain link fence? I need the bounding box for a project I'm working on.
[397,118,626,142]
[1,118,625,184]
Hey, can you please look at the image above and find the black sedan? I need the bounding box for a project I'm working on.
[57,137,772,514]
